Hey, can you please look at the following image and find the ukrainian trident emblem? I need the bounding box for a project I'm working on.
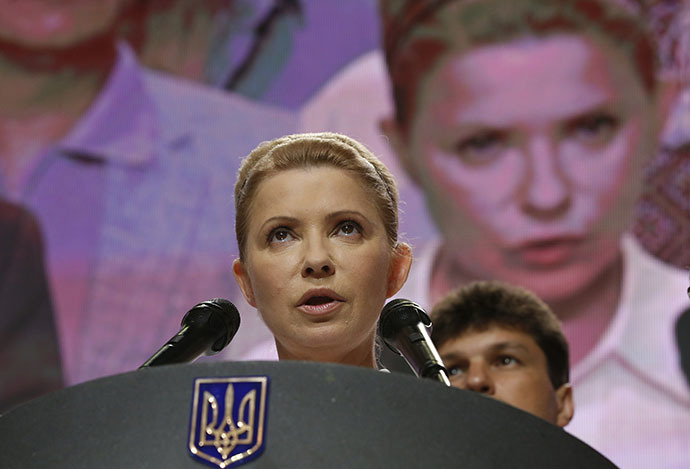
[189,377,269,468]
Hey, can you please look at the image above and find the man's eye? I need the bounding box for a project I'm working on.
[446,365,465,376]
[496,356,517,367]
[454,131,507,165]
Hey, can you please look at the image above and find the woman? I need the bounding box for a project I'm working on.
[374,0,689,467]
[232,132,412,368]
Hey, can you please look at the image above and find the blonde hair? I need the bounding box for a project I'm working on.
[234,132,400,259]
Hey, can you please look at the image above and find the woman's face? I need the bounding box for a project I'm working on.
[233,166,411,362]
[392,34,657,301]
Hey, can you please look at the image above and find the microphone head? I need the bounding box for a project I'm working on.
[378,298,431,342]
[676,307,690,388]
[378,299,449,382]
[182,298,241,355]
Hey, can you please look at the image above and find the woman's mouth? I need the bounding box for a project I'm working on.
[512,237,583,267]
[297,289,345,316]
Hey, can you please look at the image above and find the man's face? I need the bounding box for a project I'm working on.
[396,34,657,302]
[0,0,132,49]
[438,325,573,427]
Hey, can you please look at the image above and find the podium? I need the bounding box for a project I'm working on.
[0,361,615,468]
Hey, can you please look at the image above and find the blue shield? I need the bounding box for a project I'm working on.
[188,376,269,468]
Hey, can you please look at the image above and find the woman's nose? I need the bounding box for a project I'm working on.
[520,137,571,219]
[301,237,335,279]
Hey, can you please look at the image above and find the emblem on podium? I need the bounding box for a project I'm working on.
[188,377,269,468]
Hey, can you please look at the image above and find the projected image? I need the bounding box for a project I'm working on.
[0,0,381,405]
[1,1,688,467]
[301,1,690,467]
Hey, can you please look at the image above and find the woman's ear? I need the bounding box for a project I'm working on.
[554,383,574,428]
[232,258,256,307]
[386,242,413,297]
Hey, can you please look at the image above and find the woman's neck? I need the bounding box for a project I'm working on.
[430,248,623,368]
[548,257,622,366]
[275,340,378,369]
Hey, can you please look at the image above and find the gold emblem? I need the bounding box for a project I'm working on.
[189,377,268,468]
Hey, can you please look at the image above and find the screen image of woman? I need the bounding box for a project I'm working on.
[299,2,690,466]
[232,132,413,368]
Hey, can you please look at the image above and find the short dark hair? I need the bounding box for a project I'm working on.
[431,281,570,388]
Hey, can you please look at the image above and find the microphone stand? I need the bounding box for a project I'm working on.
[395,321,451,386]
[379,299,451,387]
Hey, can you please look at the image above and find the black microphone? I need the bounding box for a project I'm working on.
[139,298,240,368]
[676,307,690,388]
[379,299,451,386]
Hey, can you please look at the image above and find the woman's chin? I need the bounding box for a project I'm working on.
[495,264,607,305]
[276,326,373,361]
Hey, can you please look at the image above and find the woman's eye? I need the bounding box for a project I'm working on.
[268,228,294,244]
[335,220,362,237]
[454,131,507,165]
[568,113,619,145]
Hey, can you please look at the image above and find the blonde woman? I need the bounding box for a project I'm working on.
[232,132,412,368]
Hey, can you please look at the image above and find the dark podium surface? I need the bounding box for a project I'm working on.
[0,361,616,468]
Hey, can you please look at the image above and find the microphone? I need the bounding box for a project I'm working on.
[379,299,451,386]
[676,307,690,388]
[139,298,240,368]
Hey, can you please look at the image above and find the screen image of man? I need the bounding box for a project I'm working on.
[0,0,294,385]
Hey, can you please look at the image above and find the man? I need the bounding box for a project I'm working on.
[0,0,292,385]
[430,281,573,428]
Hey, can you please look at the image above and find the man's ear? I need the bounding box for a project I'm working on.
[380,117,421,186]
[386,242,413,297]
[232,258,256,307]
[554,383,574,428]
